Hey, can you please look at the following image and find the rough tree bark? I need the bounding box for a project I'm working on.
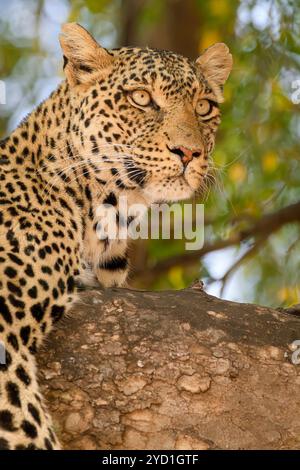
[38,287,300,450]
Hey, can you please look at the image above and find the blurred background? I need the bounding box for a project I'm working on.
[0,0,300,307]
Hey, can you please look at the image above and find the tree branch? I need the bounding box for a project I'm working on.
[39,288,300,450]
[132,201,300,284]
[219,237,266,296]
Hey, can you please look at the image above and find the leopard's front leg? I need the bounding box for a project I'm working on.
[95,239,129,287]
[82,216,130,288]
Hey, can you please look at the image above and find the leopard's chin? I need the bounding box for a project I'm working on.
[142,176,195,204]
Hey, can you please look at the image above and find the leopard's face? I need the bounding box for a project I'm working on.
[61,24,232,203]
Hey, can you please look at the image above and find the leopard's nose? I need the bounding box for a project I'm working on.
[169,145,203,166]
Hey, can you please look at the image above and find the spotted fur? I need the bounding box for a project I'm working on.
[0,23,232,449]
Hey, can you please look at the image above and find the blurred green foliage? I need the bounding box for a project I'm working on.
[0,0,299,306]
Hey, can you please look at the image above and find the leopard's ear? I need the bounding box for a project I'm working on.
[59,23,114,87]
[196,43,232,102]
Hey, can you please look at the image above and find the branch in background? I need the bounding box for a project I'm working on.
[132,201,300,284]
[219,237,266,296]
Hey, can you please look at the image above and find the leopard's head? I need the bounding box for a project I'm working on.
[60,23,232,203]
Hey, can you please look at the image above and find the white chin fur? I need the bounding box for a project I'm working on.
[143,179,194,203]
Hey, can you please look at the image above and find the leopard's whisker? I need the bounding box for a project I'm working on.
[38,153,139,201]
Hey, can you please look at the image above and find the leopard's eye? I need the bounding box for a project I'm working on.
[130,90,151,107]
[196,99,211,117]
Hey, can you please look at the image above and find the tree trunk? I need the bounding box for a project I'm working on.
[120,0,201,58]
[38,288,300,450]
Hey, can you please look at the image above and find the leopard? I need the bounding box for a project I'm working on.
[0,23,232,450]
